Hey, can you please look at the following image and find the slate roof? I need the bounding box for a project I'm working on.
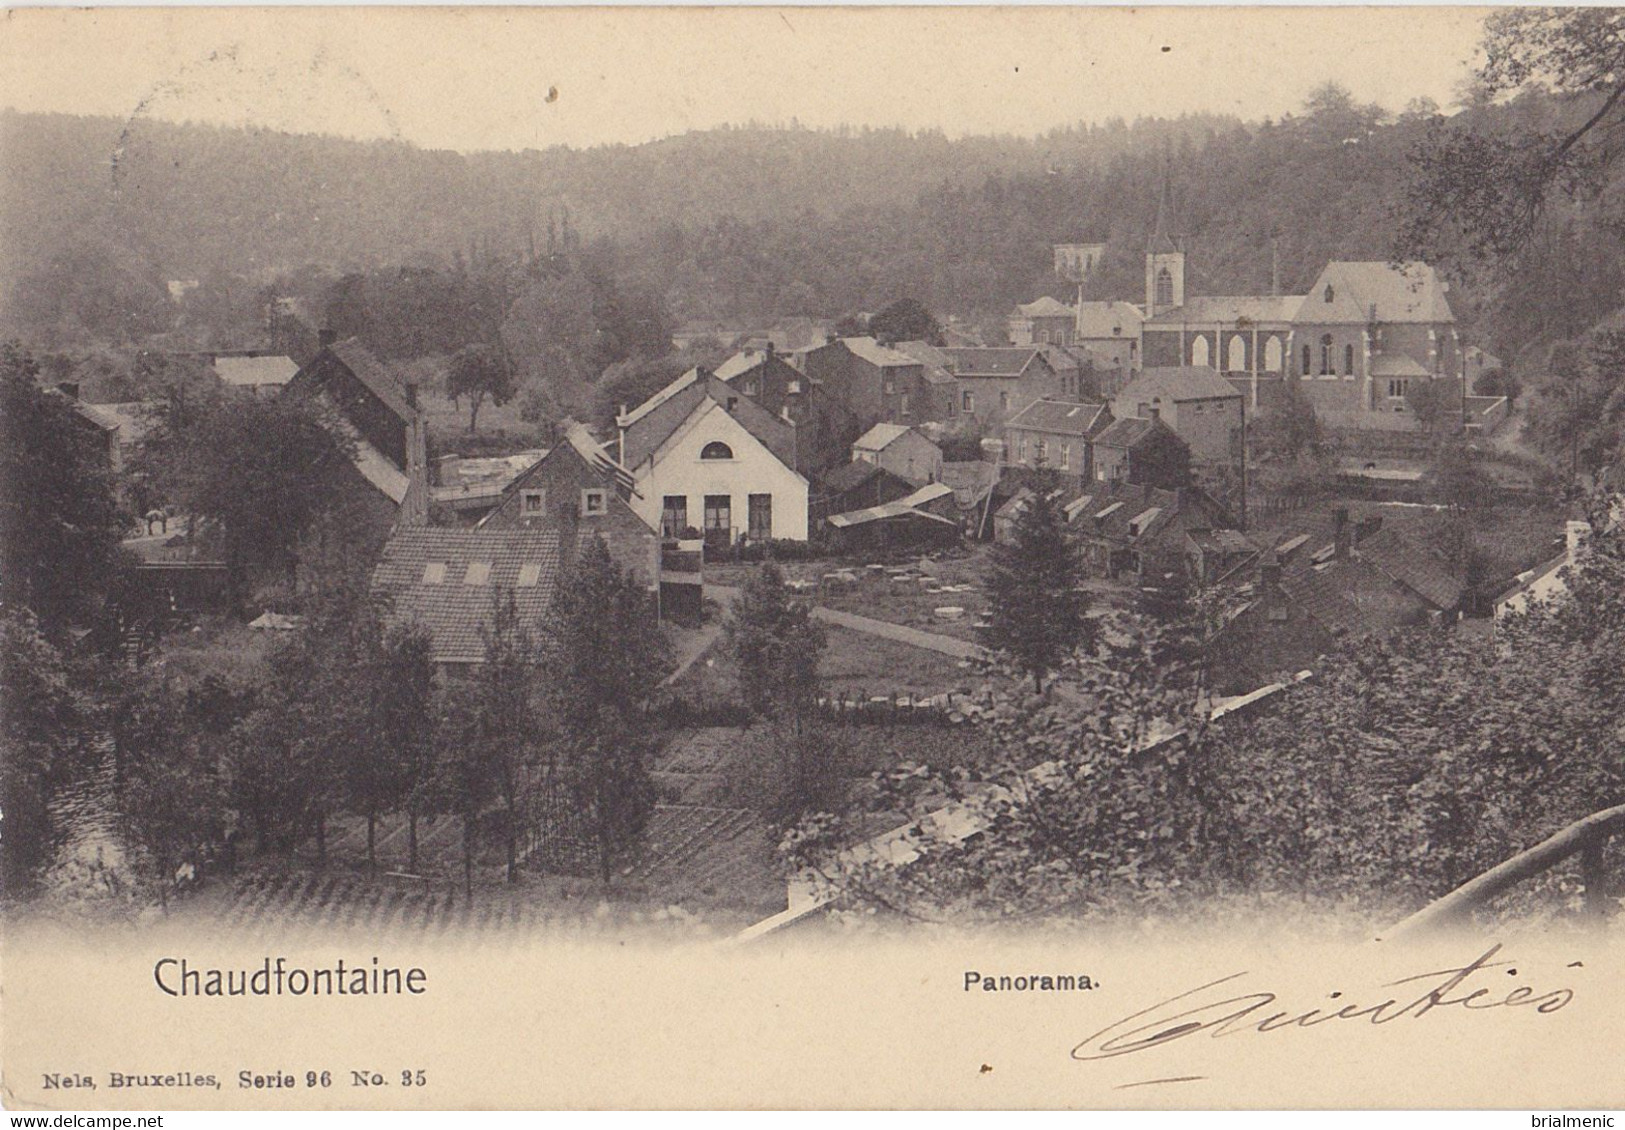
[1297,261,1455,325]
[214,355,299,388]
[712,350,766,382]
[843,336,920,369]
[1093,415,1162,449]
[618,371,797,473]
[1074,301,1146,339]
[1369,354,1432,378]
[1116,366,1242,406]
[371,527,562,664]
[1004,398,1109,438]
[940,347,1043,379]
[853,422,917,452]
[1277,558,1425,640]
[1356,525,1464,610]
[820,460,895,495]
[1145,295,1303,327]
[326,338,415,423]
[1014,296,1075,318]
[891,341,957,385]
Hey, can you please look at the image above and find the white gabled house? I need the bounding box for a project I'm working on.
[616,367,809,545]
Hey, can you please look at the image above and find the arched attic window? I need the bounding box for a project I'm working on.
[1324,284,1335,303]
[701,441,735,460]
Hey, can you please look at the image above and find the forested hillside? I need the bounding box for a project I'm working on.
[5,83,1625,367]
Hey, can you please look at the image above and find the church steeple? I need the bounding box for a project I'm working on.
[1144,153,1186,317]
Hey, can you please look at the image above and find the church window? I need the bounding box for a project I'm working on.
[1228,335,1247,372]
[1345,343,1355,375]
[1302,344,1312,376]
[1265,336,1283,372]
[1155,266,1174,308]
[1191,336,1210,367]
[1320,334,1334,376]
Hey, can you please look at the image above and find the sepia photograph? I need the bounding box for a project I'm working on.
[1,3,1623,1112]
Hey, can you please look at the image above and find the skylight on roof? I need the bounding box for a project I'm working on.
[465,562,492,585]
[422,562,446,584]
[517,563,542,588]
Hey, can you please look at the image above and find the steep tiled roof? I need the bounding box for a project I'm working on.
[619,372,797,473]
[1005,398,1108,438]
[941,347,1042,379]
[891,341,957,384]
[1369,354,1432,378]
[1075,301,1146,339]
[327,338,414,422]
[1145,296,1302,326]
[371,527,562,664]
[1093,415,1162,449]
[1278,557,1425,640]
[820,460,893,495]
[1296,261,1455,325]
[1356,526,1464,610]
[1117,365,1241,405]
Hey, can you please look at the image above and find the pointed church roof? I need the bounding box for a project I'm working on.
[1147,156,1180,255]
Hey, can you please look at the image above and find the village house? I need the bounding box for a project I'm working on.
[477,424,660,592]
[283,333,429,527]
[616,368,809,544]
[1110,366,1243,473]
[209,351,300,396]
[1207,509,1464,692]
[1063,481,1237,581]
[889,340,964,421]
[1090,414,1191,490]
[938,346,1063,429]
[51,383,123,472]
[1494,520,1593,621]
[799,336,930,429]
[1006,296,1078,347]
[850,422,943,486]
[1003,398,1111,483]
[714,343,859,474]
[369,526,563,667]
[430,451,547,526]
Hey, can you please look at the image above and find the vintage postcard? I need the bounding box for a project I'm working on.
[2,4,1623,1112]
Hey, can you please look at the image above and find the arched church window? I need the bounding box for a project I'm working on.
[1155,267,1174,308]
[1302,344,1312,376]
[1345,343,1355,375]
[1228,335,1247,372]
[1265,336,1283,372]
[1191,335,1209,368]
[700,441,734,460]
[1321,334,1334,375]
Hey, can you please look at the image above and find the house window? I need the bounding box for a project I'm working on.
[1191,335,1210,368]
[521,488,546,515]
[422,562,446,584]
[580,488,607,516]
[1018,437,1028,463]
[962,390,974,413]
[464,561,492,585]
[700,441,734,460]
[884,378,896,394]
[703,495,731,544]
[744,380,758,396]
[662,495,688,538]
[1035,438,1047,464]
[787,379,801,394]
[1324,284,1335,303]
[517,563,542,587]
[999,391,1009,412]
[1155,266,1174,307]
[1060,443,1070,471]
[748,494,772,541]
[1345,343,1355,375]
[1388,378,1409,400]
[899,393,911,417]
[725,396,739,411]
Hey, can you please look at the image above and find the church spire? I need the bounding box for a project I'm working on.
[1148,149,1178,254]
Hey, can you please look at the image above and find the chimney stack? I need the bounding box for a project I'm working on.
[766,341,776,357]
[1333,507,1351,560]
[404,382,419,410]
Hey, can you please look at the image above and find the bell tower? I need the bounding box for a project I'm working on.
[1144,159,1185,317]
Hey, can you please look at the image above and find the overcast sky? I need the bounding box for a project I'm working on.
[0,6,1490,153]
